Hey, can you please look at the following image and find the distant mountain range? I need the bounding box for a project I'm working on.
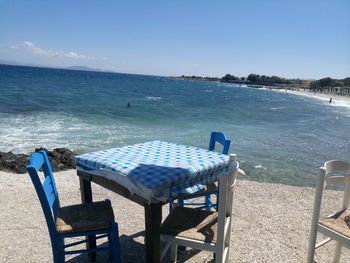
[65,66,103,72]
[0,59,39,68]
[0,59,114,73]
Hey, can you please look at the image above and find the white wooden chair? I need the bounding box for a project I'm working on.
[307,160,350,263]
[160,154,238,262]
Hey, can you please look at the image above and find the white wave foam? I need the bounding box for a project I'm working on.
[144,96,162,101]
[270,107,284,110]
[0,113,76,153]
[0,112,150,154]
[270,89,350,112]
[254,164,266,169]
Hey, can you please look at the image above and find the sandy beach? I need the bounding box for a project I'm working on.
[1,170,349,262]
[273,88,350,109]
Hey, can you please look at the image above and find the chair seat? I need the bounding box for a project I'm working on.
[319,209,350,239]
[160,206,218,243]
[56,200,115,234]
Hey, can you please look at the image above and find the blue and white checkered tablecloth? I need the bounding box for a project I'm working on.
[75,141,229,202]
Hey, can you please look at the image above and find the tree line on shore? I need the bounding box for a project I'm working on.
[221,74,295,85]
[175,74,350,90]
[309,77,350,90]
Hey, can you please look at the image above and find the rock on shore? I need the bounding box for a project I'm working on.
[0,148,77,173]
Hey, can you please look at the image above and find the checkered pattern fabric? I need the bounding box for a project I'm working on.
[75,141,229,201]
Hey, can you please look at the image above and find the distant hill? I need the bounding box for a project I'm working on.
[0,60,115,74]
[65,66,104,72]
[0,59,38,67]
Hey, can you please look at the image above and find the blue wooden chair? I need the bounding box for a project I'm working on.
[26,150,121,263]
[174,132,231,211]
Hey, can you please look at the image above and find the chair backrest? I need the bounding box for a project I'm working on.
[307,160,350,263]
[208,131,231,155]
[322,160,350,210]
[26,151,60,243]
[216,154,238,248]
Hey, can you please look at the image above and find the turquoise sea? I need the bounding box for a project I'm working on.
[1,64,350,187]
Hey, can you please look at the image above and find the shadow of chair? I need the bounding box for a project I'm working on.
[64,232,145,263]
[307,160,350,263]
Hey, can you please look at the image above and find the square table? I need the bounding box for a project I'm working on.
[75,140,230,263]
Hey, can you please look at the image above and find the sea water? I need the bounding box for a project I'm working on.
[1,64,350,187]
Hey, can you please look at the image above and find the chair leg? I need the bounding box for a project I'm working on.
[306,229,317,262]
[333,242,342,263]
[205,194,211,211]
[111,223,121,263]
[214,244,225,263]
[307,170,325,263]
[53,252,65,263]
[108,234,113,261]
[224,250,230,263]
[215,251,223,263]
[160,242,172,261]
[214,192,219,211]
[170,243,178,262]
[178,198,184,207]
[169,201,176,212]
[53,246,64,263]
[53,237,65,263]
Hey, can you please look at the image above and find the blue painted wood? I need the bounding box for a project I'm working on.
[209,131,231,155]
[177,132,231,211]
[27,150,121,263]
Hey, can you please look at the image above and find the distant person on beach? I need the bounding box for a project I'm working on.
[329,98,332,104]
[127,102,131,107]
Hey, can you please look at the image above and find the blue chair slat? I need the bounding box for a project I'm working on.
[41,151,60,201]
[27,152,45,171]
[176,131,231,212]
[27,164,59,243]
[209,131,231,155]
[27,150,121,263]
[43,177,55,194]
[42,176,53,190]
[46,191,57,209]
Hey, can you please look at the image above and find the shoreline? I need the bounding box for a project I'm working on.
[1,169,349,262]
[280,88,350,102]
[266,87,350,109]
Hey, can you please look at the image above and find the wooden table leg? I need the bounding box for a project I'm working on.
[79,177,96,260]
[144,203,162,263]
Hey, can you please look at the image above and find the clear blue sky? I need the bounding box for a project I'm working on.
[0,0,349,79]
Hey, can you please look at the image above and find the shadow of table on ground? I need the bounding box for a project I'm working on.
[65,231,213,262]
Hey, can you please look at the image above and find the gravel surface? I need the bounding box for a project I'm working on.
[1,170,349,262]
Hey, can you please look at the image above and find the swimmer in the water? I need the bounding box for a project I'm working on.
[127,102,131,107]
[329,98,332,104]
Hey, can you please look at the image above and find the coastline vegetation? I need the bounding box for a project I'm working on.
[170,74,350,94]
[310,77,350,89]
